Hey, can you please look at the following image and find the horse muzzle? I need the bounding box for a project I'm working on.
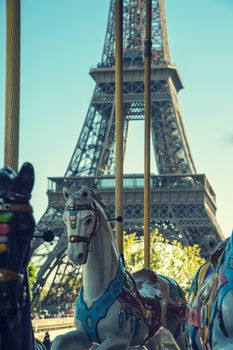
[68,249,88,266]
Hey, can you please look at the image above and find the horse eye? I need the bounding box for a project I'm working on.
[84,217,92,225]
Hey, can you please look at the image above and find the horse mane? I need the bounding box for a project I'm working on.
[89,189,107,210]
[210,237,230,269]
[89,188,112,221]
[88,188,118,254]
[65,184,113,227]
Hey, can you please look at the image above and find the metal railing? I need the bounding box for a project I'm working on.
[47,173,213,193]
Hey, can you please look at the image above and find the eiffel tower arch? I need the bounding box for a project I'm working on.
[31,0,224,307]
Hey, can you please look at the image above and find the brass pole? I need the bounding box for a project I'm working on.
[144,0,152,268]
[4,0,21,172]
[115,0,124,254]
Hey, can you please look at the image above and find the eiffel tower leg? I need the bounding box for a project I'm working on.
[96,104,116,174]
[151,79,196,175]
[65,83,118,176]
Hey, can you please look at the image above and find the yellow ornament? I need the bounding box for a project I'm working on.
[0,244,8,253]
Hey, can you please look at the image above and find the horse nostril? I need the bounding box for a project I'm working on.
[77,253,84,260]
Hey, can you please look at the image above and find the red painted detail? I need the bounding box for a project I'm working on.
[187,306,199,328]
[0,224,10,235]
[69,215,76,221]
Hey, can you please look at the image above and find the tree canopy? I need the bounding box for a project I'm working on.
[28,263,37,300]
[29,229,205,301]
[124,229,205,293]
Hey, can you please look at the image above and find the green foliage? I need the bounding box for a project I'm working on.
[68,274,82,299]
[39,287,49,302]
[48,275,82,306]
[27,231,204,302]
[28,263,37,300]
[124,229,205,293]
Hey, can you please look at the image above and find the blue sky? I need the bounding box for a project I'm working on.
[0,0,233,237]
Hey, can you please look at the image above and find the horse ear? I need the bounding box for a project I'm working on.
[63,187,71,201]
[16,162,34,194]
[208,236,218,249]
[80,185,90,200]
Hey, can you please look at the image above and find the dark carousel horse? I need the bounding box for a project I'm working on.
[0,163,46,350]
[187,235,233,349]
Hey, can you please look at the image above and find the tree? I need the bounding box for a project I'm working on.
[28,263,37,300]
[123,229,205,293]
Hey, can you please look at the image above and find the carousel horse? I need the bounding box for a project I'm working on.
[0,163,46,350]
[51,186,187,350]
[187,234,233,349]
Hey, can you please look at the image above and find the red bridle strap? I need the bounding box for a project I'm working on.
[0,269,24,283]
[0,203,33,212]
[65,204,95,211]
[69,235,90,243]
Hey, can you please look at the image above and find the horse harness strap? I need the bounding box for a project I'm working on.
[69,236,90,243]
[0,269,24,283]
[65,204,95,211]
[0,202,33,212]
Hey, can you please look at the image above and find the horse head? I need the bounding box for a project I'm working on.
[0,162,35,333]
[63,185,101,266]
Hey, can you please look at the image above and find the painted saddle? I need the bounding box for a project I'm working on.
[76,257,186,344]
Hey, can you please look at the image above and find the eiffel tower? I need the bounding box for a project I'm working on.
[31,0,224,307]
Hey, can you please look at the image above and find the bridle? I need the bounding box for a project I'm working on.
[65,200,100,248]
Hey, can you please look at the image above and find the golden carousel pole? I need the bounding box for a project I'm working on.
[4,0,21,172]
[115,0,124,255]
[144,0,152,268]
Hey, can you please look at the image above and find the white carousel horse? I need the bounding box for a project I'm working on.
[187,234,233,349]
[51,186,187,350]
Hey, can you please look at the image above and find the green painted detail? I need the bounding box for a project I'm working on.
[0,212,14,222]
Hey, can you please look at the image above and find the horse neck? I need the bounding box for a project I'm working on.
[82,212,119,302]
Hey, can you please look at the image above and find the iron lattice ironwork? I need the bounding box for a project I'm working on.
[31,0,224,308]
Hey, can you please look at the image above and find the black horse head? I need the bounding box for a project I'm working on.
[0,162,35,333]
